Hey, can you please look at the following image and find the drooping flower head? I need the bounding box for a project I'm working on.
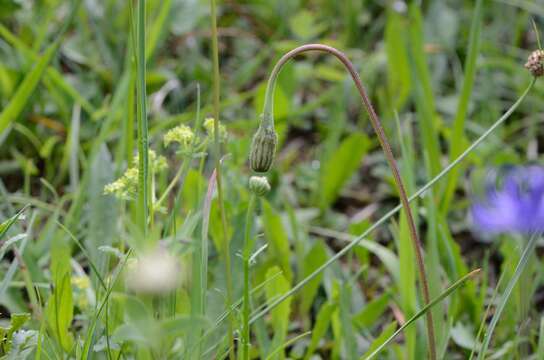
[471,165,544,234]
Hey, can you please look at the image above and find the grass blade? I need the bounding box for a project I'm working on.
[135,0,149,234]
[477,232,542,360]
[362,269,481,360]
[0,41,60,136]
[441,0,484,211]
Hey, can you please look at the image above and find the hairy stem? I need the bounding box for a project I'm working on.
[242,195,256,360]
[209,0,235,358]
[262,43,436,359]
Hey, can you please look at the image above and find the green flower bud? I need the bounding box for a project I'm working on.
[249,176,271,196]
[249,125,277,173]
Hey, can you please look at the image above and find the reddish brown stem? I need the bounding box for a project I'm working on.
[262,44,436,360]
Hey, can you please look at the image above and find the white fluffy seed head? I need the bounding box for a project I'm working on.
[126,247,180,295]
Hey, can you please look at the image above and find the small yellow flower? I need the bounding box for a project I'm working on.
[72,276,90,290]
[133,149,167,171]
[105,149,167,200]
[164,125,195,149]
[203,117,227,142]
[104,170,137,200]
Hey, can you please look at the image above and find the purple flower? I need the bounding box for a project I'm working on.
[471,166,544,234]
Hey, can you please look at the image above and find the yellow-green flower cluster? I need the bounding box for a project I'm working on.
[204,117,227,142]
[104,167,139,200]
[133,149,168,172]
[164,124,195,149]
[104,150,167,200]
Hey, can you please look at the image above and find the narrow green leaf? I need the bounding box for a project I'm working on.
[361,321,397,359]
[303,302,336,360]
[441,0,484,211]
[362,269,480,360]
[319,133,369,209]
[353,292,391,329]
[262,201,293,281]
[0,206,27,240]
[299,240,328,314]
[477,233,541,360]
[0,41,60,136]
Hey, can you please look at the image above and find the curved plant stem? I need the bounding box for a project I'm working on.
[209,0,235,358]
[249,78,535,329]
[261,44,436,359]
[242,195,256,360]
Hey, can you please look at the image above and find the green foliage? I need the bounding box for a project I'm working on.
[0,1,542,359]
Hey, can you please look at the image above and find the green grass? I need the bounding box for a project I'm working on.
[0,1,543,359]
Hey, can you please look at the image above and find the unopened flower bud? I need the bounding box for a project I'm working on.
[249,125,277,173]
[525,49,544,77]
[249,176,270,196]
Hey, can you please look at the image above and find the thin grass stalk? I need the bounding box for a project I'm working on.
[362,269,481,360]
[136,0,149,236]
[261,43,436,359]
[250,78,536,329]
[242,194,256,360]
[209,0,235,358]
[477,232,542,359]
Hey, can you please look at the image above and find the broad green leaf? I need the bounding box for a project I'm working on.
[262,201,293,281]
[86,146,117,276]
[303,302,336,360]
[265,266,292,360]
[45,235,73,352]
[299,240,328,314]
[385,10,410,108]
[319,133,369,209]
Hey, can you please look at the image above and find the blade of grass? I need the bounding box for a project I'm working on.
[406,4,442,177]
[361,269,481,360]
[0,41,60,137]
[249,79,535,326]
[477,232,542,360]
[209,0,235,358]
[441,0,484,212]
[0,0,81,137]
[264,331,311,360]
[0,24,95,117]
[135,0,149,235]
[0,205,28,240]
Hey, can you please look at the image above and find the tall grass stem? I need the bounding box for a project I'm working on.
[209,0,235,358]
